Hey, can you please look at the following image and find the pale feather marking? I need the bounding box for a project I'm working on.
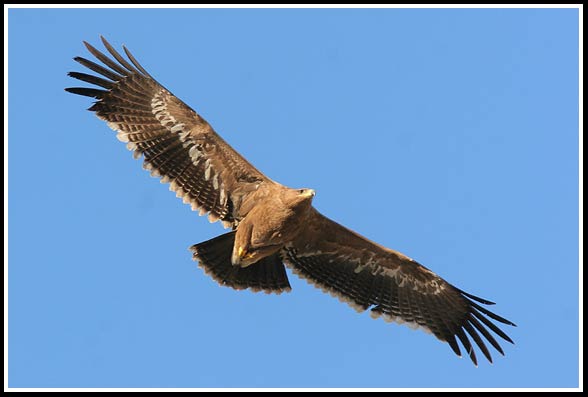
[147,93,232,226]
[204,159,212,180]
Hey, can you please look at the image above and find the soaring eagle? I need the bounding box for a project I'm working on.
[66,37,515,366]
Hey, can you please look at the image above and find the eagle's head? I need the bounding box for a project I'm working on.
[281,187,315,211]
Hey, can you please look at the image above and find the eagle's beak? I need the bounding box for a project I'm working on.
[301,189,315,198]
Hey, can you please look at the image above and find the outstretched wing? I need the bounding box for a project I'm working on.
[282,209,516,366]
[66,36,269,227]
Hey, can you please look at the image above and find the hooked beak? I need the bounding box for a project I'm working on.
[301,189,315,198]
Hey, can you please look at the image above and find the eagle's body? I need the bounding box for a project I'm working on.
[66,37,515,366]
[231,186,316,268]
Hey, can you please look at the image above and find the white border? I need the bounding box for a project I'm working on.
[578,3,584,394]
[2,3,586,9]
[4,3,583,393]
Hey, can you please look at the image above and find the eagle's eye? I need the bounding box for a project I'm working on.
[299,189,305,194]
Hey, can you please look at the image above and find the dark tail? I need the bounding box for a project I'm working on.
[190,232,291,294]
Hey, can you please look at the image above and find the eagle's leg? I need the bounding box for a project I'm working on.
[190,232,291,294]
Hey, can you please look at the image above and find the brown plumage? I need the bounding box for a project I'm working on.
[66,37,516,366]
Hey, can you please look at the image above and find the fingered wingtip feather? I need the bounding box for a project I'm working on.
[446,336,462,358]
[67,71,113,89]
[468,314,505,356]
[464,321,493,364]
[65,87,105,99]
[123,44,153,77]
[82,40,100,56]
[468,300,515,327]
[100,35,139,74]
[456,287,496,305]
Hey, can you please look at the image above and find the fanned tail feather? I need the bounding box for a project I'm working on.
[190,232,291,294]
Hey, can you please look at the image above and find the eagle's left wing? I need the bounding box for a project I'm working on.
[66,37,272,228]
[282,208,515,366]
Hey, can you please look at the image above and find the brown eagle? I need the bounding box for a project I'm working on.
[66,37,515,366]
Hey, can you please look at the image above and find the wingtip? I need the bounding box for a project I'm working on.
[100,35,116,50]
[82,40,94,52]
[64,87,81,95]
[100,35,112,50]
[458,288,497,305]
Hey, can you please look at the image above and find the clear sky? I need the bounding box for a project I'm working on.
[7,7,580,389]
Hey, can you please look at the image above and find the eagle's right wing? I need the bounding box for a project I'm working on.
[66,36,270,227]
[282,208,516,366]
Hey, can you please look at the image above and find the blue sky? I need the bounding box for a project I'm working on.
[7,7,580,389]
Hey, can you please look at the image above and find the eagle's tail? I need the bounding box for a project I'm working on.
[190,232,291,294]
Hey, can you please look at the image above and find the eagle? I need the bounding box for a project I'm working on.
[66,37,515,366]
